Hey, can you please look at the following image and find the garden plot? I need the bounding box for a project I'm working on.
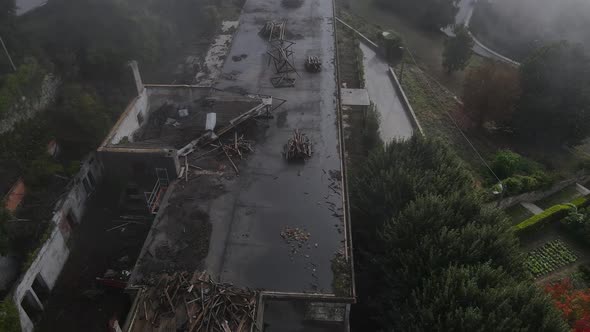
[526,240,578,278]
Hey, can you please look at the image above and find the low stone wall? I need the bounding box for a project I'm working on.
[12,153,103,332]
[388,67,425,136]
[0,74,60,134]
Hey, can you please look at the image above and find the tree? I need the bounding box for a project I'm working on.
[443,26,474,73]
[463,61,521,127]
[0,207,10,255]
[350,137,567,331]
[49,84,110,156]
[0,298,20,332]
[545,279,590,330]
[514,42,590,144]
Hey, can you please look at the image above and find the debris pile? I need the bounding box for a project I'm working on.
[260,21,286,41]
[305,56,322,73]
[138,271,258,332]
[280,227,311,246]
[267,39,298,88]
[215,133,255,160]
[283,129,312,161]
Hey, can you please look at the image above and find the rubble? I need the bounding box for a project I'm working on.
[280,227,311,246]
[283,129,313,161]
[137,271,258,332]
[305,56,322,73]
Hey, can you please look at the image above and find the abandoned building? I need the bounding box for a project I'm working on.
[9,0,354,330]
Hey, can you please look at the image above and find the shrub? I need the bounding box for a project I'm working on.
[0,298,21,332]
[503,173,552,196]
[514,195,590,234]
[513,204,571,234]
[492,150,529,179]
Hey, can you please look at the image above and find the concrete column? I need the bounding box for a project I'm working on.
[128,60,144,95]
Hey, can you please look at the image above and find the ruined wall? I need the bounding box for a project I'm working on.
[108,89,149,145]
[0,74,60,134]
[13,153,103,332]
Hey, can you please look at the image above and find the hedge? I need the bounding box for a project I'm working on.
[513,195,590,234]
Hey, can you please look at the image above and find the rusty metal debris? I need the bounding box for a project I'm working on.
[138,271,258,332]
[305,56,322,73]
[284,129,312,161]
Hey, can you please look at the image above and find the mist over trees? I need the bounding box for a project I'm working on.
[513,42,590,144]
[471,0,590,60]
[374,0,459,30]
[442,26,473,73]
[350,137,566,331]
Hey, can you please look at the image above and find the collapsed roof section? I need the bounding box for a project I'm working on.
[98,84,284,179]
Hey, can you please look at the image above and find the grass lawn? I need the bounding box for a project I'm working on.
[535,185,583,210]
[505,204,534,225]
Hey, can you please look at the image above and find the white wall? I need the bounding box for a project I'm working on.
[109,90,149,145]
[12,153,103,332]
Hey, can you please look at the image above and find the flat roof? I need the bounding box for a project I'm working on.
[130,0,351,299]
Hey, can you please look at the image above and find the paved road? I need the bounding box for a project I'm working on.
[16,0,46,15]
[359,42,413,142]
[444,0,520,66]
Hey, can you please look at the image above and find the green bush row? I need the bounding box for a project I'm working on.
[502,173,553,196]
[513,195,589,234]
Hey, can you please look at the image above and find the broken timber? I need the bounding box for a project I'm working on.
[135,271,258,332]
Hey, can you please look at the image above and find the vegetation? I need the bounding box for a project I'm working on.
[514,205,572,234]
[374,0,458,30]
[488,150,552,196]
[0,58,45,118]
[514,42,590,144]
[350,137,567,331]
[442,27,473,74]
[470,0,590,61]
[0,207,10,255]
[545,278,590,331]
[463,61,520,128]
[526,240,578,278]
[562,207,590,244]
[513,196,589,233]
[0,298,20,332]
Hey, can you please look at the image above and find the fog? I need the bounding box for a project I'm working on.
[473,0,590,59]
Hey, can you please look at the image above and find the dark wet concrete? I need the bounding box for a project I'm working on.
[263,299,346,332]
[359,42,414,142]
[204,0,346,294]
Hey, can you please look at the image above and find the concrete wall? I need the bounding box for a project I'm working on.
[0,74,60,134]
[388,68,425,136]
[12,153,103,332]
[99,148,180,180]
[109,89,149,145]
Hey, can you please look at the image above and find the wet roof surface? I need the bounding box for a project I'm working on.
[208,0,344,294]
[131,0,347,295]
